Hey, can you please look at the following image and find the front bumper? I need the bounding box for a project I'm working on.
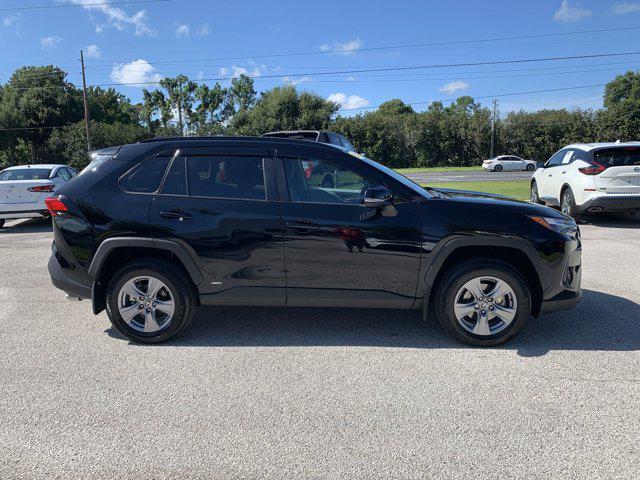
[540,289,582,314]
[48,253,92,300]
[578,195,640,213]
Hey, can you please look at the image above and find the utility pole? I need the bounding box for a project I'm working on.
[80,50,92,153]
[490,99,497,158]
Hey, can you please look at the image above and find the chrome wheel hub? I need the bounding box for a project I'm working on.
[117,276,175,333]
[453,276,517,336]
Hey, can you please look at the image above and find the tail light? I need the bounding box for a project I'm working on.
[578,162,606,175]
[44,197,68,216]
[28,185,55,193]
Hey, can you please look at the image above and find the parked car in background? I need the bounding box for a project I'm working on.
[262,130,356,152]
[482,155,537,172]
[0,164,77,228]
[47,136,581,347]
[530,142,640,219]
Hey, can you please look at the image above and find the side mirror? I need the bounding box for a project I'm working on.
[363,185,393,208]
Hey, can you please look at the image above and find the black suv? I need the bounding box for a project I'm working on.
[47,137,581,346]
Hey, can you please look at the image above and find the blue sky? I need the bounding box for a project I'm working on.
[2,0,640,116]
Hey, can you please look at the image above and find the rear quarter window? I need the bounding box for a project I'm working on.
[120,157,171,193]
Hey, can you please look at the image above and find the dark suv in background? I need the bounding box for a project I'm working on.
[262,130,356,151]
[47,137,581,346]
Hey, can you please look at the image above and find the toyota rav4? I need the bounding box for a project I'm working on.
[47,137,582,346]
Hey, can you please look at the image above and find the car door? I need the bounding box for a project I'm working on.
[275,148,422,308]
[149,146,286,305]
[537,149,568,202]
[511,157,526,171]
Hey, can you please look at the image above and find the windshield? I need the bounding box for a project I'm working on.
[355,154,433,198]
[0,168,52,181]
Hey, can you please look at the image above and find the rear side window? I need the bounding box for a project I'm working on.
[58,168,71,181]
[594,148,640,167]
[120,157,170,193]
[187,156,265,200]
[0,168,52,180]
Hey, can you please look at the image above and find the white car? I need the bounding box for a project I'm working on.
[0,164,77,228]
[482,155,537,172]
[530,142,640,218]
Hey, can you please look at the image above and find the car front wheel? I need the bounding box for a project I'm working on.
[105,259,196,343]
[0,219,4,229]
[530,181,542,205]
[433,259,531,346]
[526,164,535,171]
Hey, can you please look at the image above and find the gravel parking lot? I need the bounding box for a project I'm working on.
[1,216,639,479]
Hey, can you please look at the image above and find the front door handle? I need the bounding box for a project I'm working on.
[286,219,320,231]
[159,209,192,221]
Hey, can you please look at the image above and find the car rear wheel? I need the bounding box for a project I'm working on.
[526,164,535,171]
[105,259,196,343]
[433,259,531,346]
[494,165,503,172]
[561,187,581,220]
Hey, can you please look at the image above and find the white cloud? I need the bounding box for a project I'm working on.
[283,76,311,86]
[196,23,210,36]
[612,2,640,14]
[3,14,20,27]
[319,38,362,56]
[69,0,155,36]
[175,23,190,37]
[111,59,162,87]
[439,80,469,95]
[327,93,370,110]
[41,36,61,50]
[219,64,266,79]
[85,44,101,59]
[553,1,592,22]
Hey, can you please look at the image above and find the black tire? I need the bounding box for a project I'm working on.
[560,187,581,220]
[105,258,196,343]
[433,258,531,347]
[0,219,4,229]
[526,164,535,171]
[494,164,503,172]
[530,181,543,205]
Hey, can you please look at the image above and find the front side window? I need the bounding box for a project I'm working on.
[339,135,355,151]
[546,150,566,167]
[187,156,265,200]
[283,157,372,204]
[120,157,171,193]
[0,168,52,181]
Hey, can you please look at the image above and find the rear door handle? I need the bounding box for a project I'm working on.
[286,219,319,231]
[159,209,192,221]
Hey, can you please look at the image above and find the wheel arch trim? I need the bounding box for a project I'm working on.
[88,237,204,286]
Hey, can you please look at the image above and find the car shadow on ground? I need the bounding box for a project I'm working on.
[0,218,52,234]
[107,289,640,356]
[579,213,640,229]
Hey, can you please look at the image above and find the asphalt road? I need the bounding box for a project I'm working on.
[1,216,640,479]
[405,170,534,183]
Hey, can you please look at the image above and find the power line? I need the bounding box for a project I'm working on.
[0,0,170,12]
[337,84,607,112]
[84,25,640,64]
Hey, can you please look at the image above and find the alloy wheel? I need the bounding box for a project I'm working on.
[453,276,517,336]
[117,276,175,333]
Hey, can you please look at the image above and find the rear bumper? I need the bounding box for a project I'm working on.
[578,195,640,213]
[541,289,582,314]
[0,208,49,219]
[48,253,92,300]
